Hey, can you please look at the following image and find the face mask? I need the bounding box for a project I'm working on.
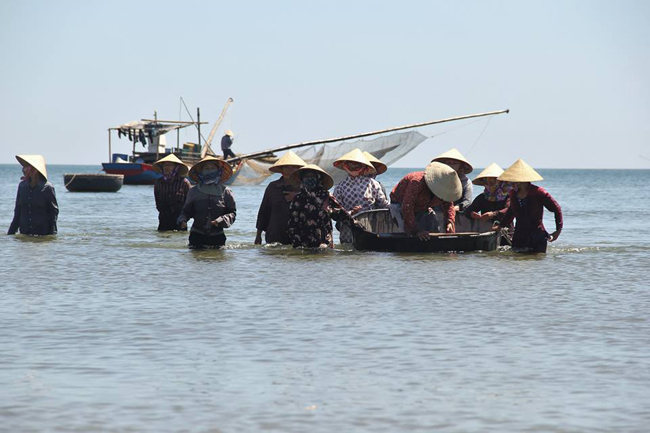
[302,177,319,191]
[199,168,222,185]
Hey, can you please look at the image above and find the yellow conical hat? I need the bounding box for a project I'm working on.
[497,159,543,182]
[333,148,375,173]
[363,151,387,175]
[269,150,307,173]
[188,156,233,183]
[152,154,189,177]
[472,163,504,186]
[16,155,48,180]
[290,164,334,190]
[432,148,473,174]
[225,130,234,136]
[424,162,462,203]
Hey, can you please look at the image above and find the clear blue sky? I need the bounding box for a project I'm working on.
[1,0,648,168]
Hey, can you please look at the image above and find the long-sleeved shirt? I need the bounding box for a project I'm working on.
[256,178,299,244]
[154,177,191,214]
[8,180,58,235]
[456,173,473,212]
[500,184,563,248]
[465,193,510,220]
[221,135,233,151]
[333,175,389,212]
[178,185,236,236]
[390,171,455,235]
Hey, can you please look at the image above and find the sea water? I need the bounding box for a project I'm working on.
[1,165,648,432]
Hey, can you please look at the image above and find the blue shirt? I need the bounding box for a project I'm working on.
[8,180,59,235]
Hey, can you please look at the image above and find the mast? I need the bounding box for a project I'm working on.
[227,109,510,163]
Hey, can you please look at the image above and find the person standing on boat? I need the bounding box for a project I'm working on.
[8,155,58,236]
[221,130,236,160]
[255,151,306,245]
[432,148,474,213]
[332,149,389,243]
[287,164,351,249]
[493,159,563,253]
[152,154,191,231]
[389,162,461,241]
[177,157,236,249]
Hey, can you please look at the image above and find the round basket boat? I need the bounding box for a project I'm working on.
[63,173,124,192]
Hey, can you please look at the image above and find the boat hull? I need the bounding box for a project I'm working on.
[102,162,160,185]
[64,174,124,192]
[351,209,498,252]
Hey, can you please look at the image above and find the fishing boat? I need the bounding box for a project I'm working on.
[351,209,498,252]
[63,173,124,192]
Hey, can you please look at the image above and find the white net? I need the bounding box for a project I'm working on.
[230,130,428,186]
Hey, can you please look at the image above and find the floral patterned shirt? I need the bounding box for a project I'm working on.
[288,187,348,248]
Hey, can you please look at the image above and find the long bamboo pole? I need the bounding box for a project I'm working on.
[226,109,509,163]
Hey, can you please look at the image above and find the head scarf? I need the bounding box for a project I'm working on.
[197,168,224,196]
[301,172,323,192]
[484,181,510,202]
[162,165,180,182]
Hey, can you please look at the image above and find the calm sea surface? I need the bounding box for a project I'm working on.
[1,164,649,432]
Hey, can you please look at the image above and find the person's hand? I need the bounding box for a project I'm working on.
[416,230,430,241]
[446,223,454,233]
[211,217,223,227]
[179,221,187,229]
[548,230,561,242]
[350,205,362,215]
[254,234,262,245]
[470,211,481,219]
[491,223,500,232]
[479,211,494,221]
[454,205,460,212]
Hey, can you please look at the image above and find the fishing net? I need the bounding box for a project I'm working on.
[231,130,428,186]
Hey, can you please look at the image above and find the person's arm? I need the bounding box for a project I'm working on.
[177,188,195,228]
[465,194,483,219]
[542,189,563,241]
[46,184,59,234]
[255,185,273,244]
[213,188,236,228]
[7,185,21,235]
[444,201,456,233]
[372,179,390,209]
[495,199,514,231]
[401,182,420,235]
[153,181,163,212]
[456,180,473,212]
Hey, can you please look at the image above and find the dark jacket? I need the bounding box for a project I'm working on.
[256,178,299,244]
[178,185,236,236]
[8,180,58,235]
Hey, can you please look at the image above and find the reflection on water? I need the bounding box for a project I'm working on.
[1,166,649,432]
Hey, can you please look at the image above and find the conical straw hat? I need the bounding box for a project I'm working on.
[189,156,233,183]
[269,150,307,173]
[152,154,189,176]
[363,151,387,175]
[472,163,504,186]
[497,159,543,182]
[424,162,462,203]
[16,155,48,180]
[333,148,375,173]
[431,148,473,174]
[290,164,334,190]
[225,130,234,137]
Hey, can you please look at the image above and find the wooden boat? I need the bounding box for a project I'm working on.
[351,209,498,252]
[63,173,124,192]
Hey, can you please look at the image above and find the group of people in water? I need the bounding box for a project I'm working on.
[8,147,563,253]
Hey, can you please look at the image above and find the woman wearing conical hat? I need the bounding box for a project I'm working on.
[8,155,59,236]
[287,164,351,248]
[432,148,474,213]
[177,156,236,249]
[495,159,563,253]
[332,149,389,243]
[465,163,511,222]
[362,150,389,199]
[152,154,191,231]
[255,151,306,245]
[389,162,462,240]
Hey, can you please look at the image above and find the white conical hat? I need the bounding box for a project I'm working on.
[16,155,48,180]
[188,156,233,183]
[472,163,504,186]
[152,154,189,176]
[363,151,387,175]
[269,150,307,173]
[290,164,334,190]
[432,148,473,174]
[225,130,234,136]
[424,162,462,202]
[497,159,543,182]
[333,148,375,173]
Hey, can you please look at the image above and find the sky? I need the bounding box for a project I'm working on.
[1,0,648,169]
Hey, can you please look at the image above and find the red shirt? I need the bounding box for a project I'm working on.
[390,171,455,235]
[501,184,563,247]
